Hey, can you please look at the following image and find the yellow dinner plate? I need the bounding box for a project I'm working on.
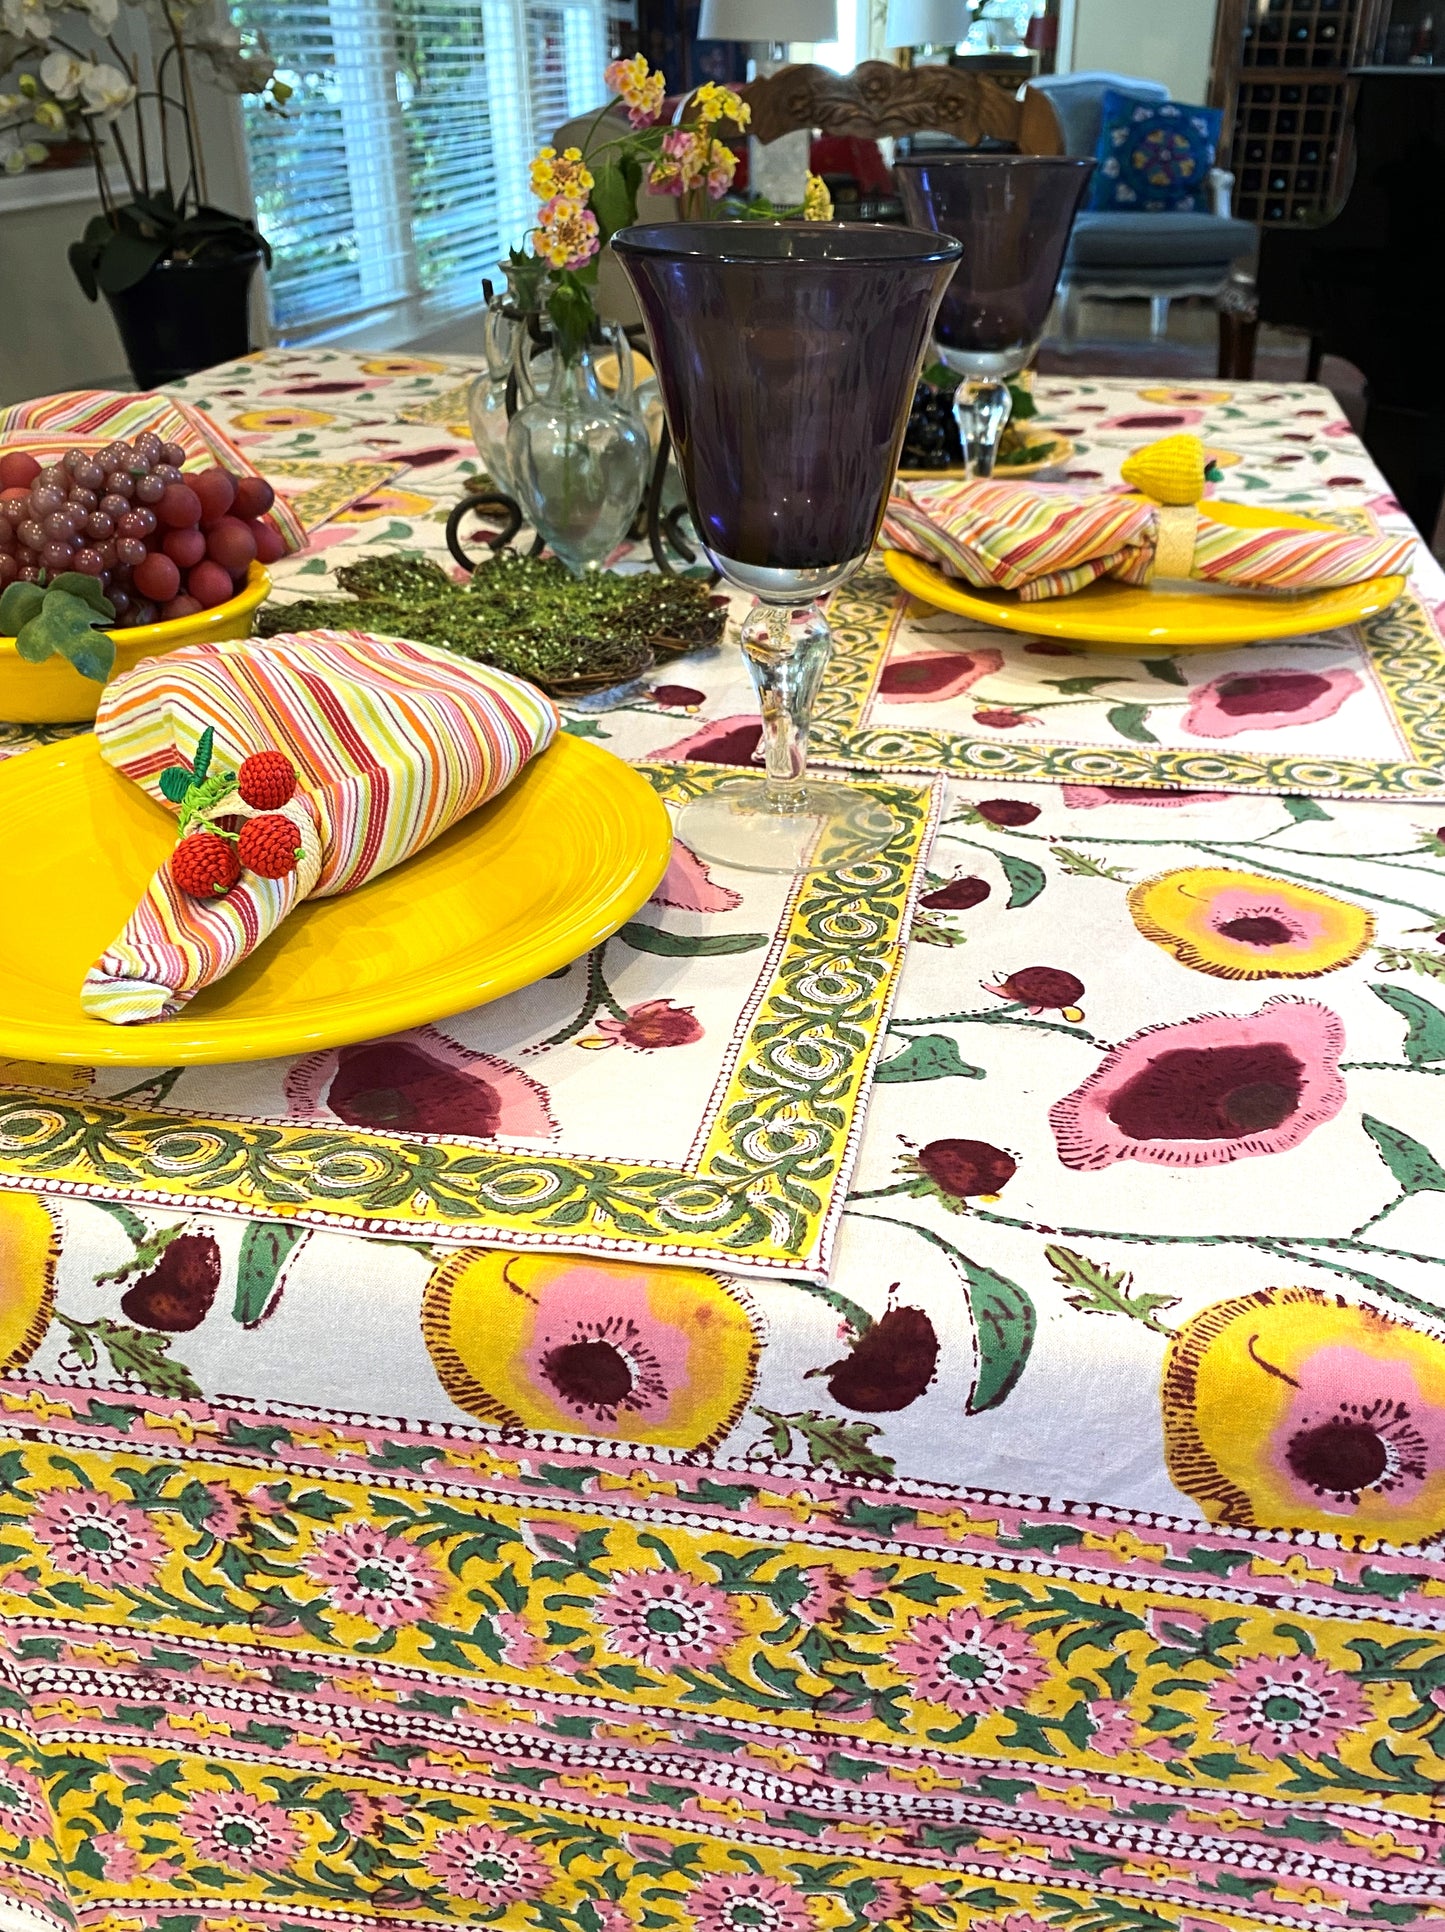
[897,434,1074,483]
[0,731,673,1066]
[884,500,1408,651]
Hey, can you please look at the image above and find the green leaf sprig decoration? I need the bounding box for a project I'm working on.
[0,571,117,683]
[157,727,239,834]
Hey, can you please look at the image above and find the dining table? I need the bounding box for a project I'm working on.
[1,347,1444,1932]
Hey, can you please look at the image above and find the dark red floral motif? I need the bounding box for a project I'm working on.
[973,708,1033,729]
[120,1232,220,1332]
[649,685,705,710]
[975,799,1041,827]
[914,1138,1017,1200]
[819,1304,940,1413]
[325,1042,513,1136]
[921,876,990,911]
[600,1000,704,1050]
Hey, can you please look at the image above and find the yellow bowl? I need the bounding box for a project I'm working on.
[0,562,271,725]
[884,502,1407,652]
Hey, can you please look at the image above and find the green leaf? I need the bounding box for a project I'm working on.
[588,153,642,244]
[50,571,113,617]
[750,1407,894,1480]
[15,588,116,681]
[0,581,45,636]
[1370,984,1445,1066]
[158,765,193,804]
[233,1222,309,1327]
[1045,1244,1180,1335]
[958,1251,1035,1412]
[1041,674,1118,696]
[1282,795,1331,823]
[997,851,1045,909]
[94,231,167,294]
[1141,657,1187,685]
[617,921,768,956]
[875,1034,984,1083]
[1106,701,1158,744]
[192,724,214,783]
[1362,1115,1445,1197]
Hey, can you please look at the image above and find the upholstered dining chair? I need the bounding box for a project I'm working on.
[1029,70,1257,357]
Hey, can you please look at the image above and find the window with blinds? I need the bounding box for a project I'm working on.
[232,0,614,343]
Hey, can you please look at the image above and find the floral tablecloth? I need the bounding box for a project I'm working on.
[2,353,1445,1932]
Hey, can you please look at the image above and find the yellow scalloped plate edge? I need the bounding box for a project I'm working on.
[884,500,1407,650]
[0,731,673,1065]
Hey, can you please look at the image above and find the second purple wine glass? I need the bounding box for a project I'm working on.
[612,221,960,872]
[894,155,1094,476]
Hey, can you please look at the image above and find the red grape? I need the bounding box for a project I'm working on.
[0,486,30,506]
[17,521,45,552]
[0,516,11,548]
[37,465,66,491]
[0,452,40,490]
[63,447,90,474]
[250,516,286,565]
[133,550,181,602]
[104,470,135,499]
[100,493,131,520]
[117,506,158,539]
[160,593,203,621]
[95,540,117,570]
[67,487,97,513]
[116,536,148,569]
[192,467,236,524]
[108,586,132,617]
[0,553,17,588]
[72,547,106,578]
[134,431,165,465]
[205,517,257,574]
[84,511,114,541]
[152,463,182,487]
[162,526,206,568]
[231,474,275,520]
[41,539,76,572]
[126,600,158,628]
[134,474,165,506]
[187,560,235,609]
[73,459,106,493]
[158,482,202,528]
[161,442,187,468]
[97,440,132,470]
[42,512,75,542]
[14,562,40,582]
[30,482,66,517]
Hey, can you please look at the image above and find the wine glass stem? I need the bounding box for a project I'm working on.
[954,378,1012,477]
[741,602,833,813]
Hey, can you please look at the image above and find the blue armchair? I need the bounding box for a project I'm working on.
[1031,72,1257,352]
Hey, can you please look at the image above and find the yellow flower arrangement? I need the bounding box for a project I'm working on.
[529,145,594,201]
[802,173,833,220]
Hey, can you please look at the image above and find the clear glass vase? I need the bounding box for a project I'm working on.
[505,323,651,575]
[467,279,524,493]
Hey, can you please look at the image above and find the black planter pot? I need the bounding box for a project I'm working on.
[105,250,261,389]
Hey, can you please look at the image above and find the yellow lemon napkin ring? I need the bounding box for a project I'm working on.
[1120,433,1207,583]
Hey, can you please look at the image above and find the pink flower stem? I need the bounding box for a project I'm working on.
[538,943,628,1048]
[891,1006,1105,1046]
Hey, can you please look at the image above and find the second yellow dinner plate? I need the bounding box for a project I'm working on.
[0,731,673,1066]
[884,500,1408,651]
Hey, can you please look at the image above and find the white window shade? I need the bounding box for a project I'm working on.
[232,0,612,343]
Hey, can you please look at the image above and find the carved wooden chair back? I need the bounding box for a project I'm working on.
[733,60,1065,155]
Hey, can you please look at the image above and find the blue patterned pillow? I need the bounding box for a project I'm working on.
[1091,87,1222,213]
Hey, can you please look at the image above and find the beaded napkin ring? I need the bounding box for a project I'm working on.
[159,728,315,900]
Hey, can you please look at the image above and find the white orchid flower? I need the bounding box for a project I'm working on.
[83,0,120,27]
[39,51,88,101]
[79,61,136,117]
[0,134,28,173]
[0,0,52,42]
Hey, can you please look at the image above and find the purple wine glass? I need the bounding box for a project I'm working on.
[612,220,960,873]
[894,155,1094,475]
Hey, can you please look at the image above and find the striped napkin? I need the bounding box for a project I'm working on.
[880,474,1415,603]
[82,631,558,1024]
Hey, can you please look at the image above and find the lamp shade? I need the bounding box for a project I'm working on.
[884,0,969,45]
[697,0,837,39]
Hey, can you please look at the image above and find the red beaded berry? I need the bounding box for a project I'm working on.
[172,831,241,898]
[236,750,297,810]
[238,813,301,879]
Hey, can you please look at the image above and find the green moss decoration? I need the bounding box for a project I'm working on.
[256,550,727,695]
